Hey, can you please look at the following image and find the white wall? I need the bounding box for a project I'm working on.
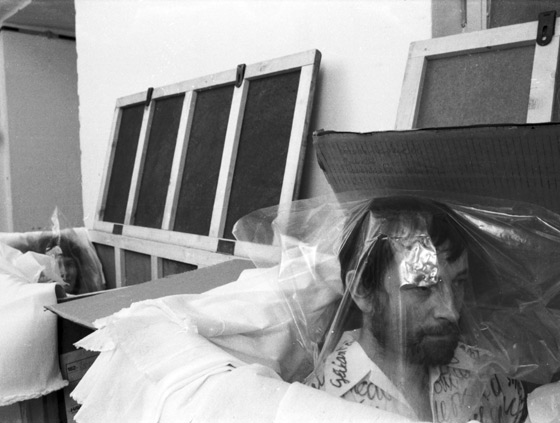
[75,0,431,228]
[0,30,82,231]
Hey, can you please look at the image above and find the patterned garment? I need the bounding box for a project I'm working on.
[307,332,526,423]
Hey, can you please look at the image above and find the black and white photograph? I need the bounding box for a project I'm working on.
[1,1,559,422]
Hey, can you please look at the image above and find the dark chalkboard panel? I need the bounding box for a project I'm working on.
[103,104,144,223]
[416,45,535,128]
[223,70,301,239]
[124,250,151,285]
[95,50,320,280]
[396,22,560,129]
[134,95,184,228]
[489,0,560,28]
[93,243,116,290]
[174,85,234,235]
[161,258,198,277]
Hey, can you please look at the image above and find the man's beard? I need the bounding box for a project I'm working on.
[405,321,460,366]
[371,307,460,367]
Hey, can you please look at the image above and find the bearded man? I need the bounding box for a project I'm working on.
[307,196,527,423]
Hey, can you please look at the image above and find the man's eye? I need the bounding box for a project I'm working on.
[453,278,468,286]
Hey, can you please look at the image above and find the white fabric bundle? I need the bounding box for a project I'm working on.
[72,245,335,418]
[527,381,560,423]
[0,243,67,405]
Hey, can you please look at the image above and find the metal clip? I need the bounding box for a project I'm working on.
[236,64,246,88]
[145,87,154,107]
[537,10,556,46]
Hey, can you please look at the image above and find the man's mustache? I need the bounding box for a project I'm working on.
[419,321,460,338]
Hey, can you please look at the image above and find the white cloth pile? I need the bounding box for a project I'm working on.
[0,243,67,405]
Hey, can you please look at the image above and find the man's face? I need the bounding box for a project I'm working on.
[380,240,468,366]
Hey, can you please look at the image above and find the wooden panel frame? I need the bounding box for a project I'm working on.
[93,50,320,286]
[88,229,277,288]
[396,19,560,129]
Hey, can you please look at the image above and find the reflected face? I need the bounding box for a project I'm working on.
[57,255,78,294]
[381,240,468,366]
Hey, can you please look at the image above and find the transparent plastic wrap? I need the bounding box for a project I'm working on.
[0,208,105,295]
[42,208,105,295]
[234,190,560,422]
[233,195,359,377]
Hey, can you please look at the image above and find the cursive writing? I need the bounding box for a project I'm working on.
[433,365,471,395]
[473,375,526,423]
[329,347,350,388]
[352,380,393,403]
[308,373,325,390]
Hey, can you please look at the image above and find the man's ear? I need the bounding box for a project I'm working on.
[346,269,374,314]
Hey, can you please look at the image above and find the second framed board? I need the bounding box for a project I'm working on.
[396,18,560,129]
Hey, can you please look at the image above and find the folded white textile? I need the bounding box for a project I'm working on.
[160,363,289,423]
[527,381,560,423]
[0,243,67,406]
[72,247,342,422]
[73,301,246,422]
[76,323,410,423]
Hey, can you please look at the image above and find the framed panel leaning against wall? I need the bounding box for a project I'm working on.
[89,49,321,288]
[396,17,560,129]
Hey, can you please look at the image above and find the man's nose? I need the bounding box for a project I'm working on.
[432,280,460,323]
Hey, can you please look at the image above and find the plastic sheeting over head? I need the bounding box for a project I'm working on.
[233,190,560,387]
[71,190,560,423]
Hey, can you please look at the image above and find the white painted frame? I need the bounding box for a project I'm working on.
[396,19,560,129]
[88,229,278,287]
[93,50,320,285]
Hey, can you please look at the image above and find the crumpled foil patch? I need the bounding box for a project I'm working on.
[390,235,440,288]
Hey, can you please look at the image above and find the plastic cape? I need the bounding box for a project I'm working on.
[234,191,560,422]
[237,191,560,383]
[71,191,560,422]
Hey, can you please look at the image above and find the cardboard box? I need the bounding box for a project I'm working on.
[47,258,255,422]
[315,122,560,215]
[59,348,99,423]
